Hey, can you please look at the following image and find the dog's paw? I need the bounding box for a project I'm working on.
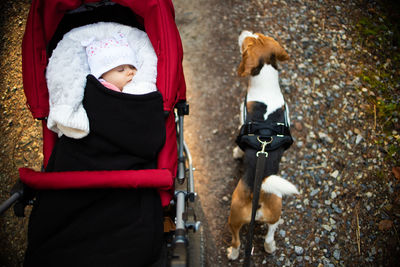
[227,246,240,260]
[264,240,276,254]
[233,146,244,159]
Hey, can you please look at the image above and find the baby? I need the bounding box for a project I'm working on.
[101,64,137,92]
[46,23,159,139]
[85,34,139,92]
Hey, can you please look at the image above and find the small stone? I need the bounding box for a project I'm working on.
[347,130,353,136]
[322,224,332,231]
[296,256,303,262]
[333,249,340,260]
[332,204,343,214]
[295,246,304,255]
[311,143,318,150]
[279,229,286,237]
[294,121,303,131]
[310,189,320,197]
[318,132,334,143]
[222,196,229,202]
[330,170,339,178]
[297,141,304,148]
[356,134,363,144]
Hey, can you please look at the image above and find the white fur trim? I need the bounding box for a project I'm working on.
[261,175,299,198]
[123,81,157,95]
[47,105,89,138]
[46,22,158,138]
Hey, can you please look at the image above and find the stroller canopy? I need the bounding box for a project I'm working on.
[22,0,186,119]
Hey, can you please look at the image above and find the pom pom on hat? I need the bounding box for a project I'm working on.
[83,33,137,78]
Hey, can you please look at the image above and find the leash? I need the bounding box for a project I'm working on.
[243,136,272,267]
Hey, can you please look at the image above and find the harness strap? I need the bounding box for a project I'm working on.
[240,121,291,137]
[236,125,293,152]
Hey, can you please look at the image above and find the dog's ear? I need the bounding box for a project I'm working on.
[274,44,289,62]
[238,38,260,77]
[238,49,257,77]
[257,34,289,63]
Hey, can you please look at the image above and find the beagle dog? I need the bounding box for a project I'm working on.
[227,31,299,260]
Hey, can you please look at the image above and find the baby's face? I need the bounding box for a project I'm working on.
[101,64,137,90]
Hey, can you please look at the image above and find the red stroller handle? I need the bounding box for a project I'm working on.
[19,167,173,190]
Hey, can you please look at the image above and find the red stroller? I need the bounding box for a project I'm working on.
[0,0,203,266]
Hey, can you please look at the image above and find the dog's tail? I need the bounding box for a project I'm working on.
[261,175,299,198]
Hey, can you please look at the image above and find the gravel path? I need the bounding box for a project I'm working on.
[173,0,399,266]
[0,0,399,266]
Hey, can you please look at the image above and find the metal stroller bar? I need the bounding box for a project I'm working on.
[174,141,198,232]
[176,101,189,184]
[170,104,201,266]
[184,140,196,201]
[0,192,21,215]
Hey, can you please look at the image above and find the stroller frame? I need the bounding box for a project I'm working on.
[0,0,204,266]
[169,102,204,266]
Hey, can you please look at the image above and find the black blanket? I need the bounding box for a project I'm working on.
[24,76,166,267]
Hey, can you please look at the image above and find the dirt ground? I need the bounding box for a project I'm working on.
[0,0,399,266]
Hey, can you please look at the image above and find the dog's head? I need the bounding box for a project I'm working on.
[237,31,289,77]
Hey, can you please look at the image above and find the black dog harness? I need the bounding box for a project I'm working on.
[235,98,293,152]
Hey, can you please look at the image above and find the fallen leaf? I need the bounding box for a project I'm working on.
[378,220,393,231]
[392,167,400,180]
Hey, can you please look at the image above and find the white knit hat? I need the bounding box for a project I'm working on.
[83,33,137,78]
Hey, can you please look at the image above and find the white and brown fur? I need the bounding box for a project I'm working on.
[227,31,299,260]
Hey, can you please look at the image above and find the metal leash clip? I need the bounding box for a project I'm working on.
[256,136,273,157]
